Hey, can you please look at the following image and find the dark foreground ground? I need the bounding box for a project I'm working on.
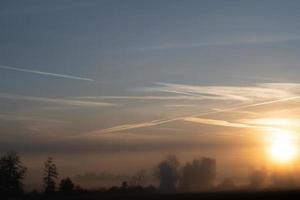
[6,190,300,200]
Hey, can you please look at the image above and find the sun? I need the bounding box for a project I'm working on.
[268,130,298,163]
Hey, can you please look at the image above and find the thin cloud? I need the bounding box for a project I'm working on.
[164,104,197,108]
[140,82,299,102]
[90,118,176,134]
[83,82,300,134]
[140,35,300,51]
[76,95,206,100]
[90,94,300,134]
[0,114,66,124]
[0,65,96,82]
[241,118,300,129]
[183,117,255,129]
[78,82,300,102]
[0,93,115,107]
[211,108,260,116]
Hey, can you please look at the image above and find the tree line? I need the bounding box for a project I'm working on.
[0,151,298,197]
[0,151,76,196]
[0,151,218,196]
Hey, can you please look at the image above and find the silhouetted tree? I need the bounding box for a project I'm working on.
[217,178,236,191]
[43,157,58,193]
[59,177,74,194]
[156,155,180,192]
[0,151,27,195]
[130,169,147,186]
[271,170,295,189]
[121,181,128,189]
[179,157,216,191]
[249,168,268,189]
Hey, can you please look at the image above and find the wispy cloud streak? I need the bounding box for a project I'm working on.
[0,65,96,82]
[141,82,297,102]
[76,95,206,100]
[78,82,300,102]
[140,35,300,51]
[0,114,66,123]
[92,94,300,134]
[0,93,114,107]
[92,119,176,134]
[183,117,256,128]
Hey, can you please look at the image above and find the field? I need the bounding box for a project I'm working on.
[16,190,300,200]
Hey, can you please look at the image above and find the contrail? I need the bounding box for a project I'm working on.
[93,95,300,134]
[0,114,67,124]
[140,35,300,51]
[0,65,96,82]
[0,93,115,107]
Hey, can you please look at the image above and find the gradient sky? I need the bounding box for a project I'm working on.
[2,0,300,188]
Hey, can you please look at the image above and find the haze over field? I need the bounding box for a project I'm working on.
[1,0,300,190]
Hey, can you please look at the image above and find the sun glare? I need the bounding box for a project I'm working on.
[268,130,298,164]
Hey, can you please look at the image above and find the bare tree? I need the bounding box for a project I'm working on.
[249,168,268,189]
[43,157,58,193]
[0,151,27,195]
[179,157,216,191]
[156,155,180,192]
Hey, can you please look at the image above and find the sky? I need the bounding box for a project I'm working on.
[1,0,300,188]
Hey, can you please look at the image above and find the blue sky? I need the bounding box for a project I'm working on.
[2,0,300,95]
[2,0,300,184]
